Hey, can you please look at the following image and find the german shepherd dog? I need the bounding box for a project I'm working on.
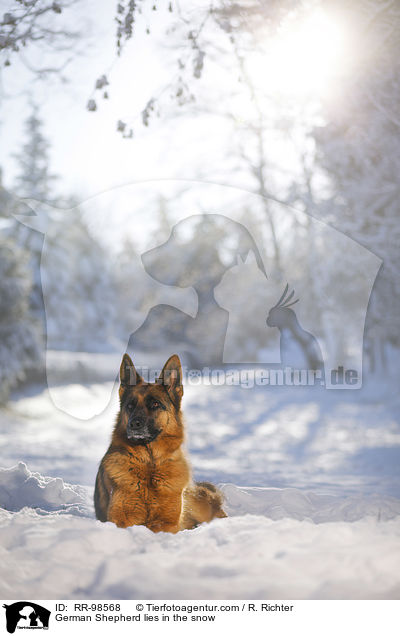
[94,353,226,532]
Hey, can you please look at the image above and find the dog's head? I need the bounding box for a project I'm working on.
[116,353,184,447]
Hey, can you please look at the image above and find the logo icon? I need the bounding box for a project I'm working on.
[2,603,50,633]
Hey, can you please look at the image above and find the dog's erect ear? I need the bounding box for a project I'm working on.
[157,354,183,406]
[119,354,143,388]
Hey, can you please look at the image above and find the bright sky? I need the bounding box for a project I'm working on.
[1,0,377,380]
[0,1,182,197]
[0,0,353,241]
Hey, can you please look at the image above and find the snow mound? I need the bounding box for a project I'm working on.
[222,484,400,522]
[0,464,400,599]
[0,508,399,600]
[1,463,400,524]
[0,463,91,517]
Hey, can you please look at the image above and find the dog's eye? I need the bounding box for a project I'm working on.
[127,402,134,411]
[150,401,160,409]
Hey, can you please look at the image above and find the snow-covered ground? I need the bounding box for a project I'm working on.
[0,358,399,599]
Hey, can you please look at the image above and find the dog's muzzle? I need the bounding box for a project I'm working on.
[126,417,160,445]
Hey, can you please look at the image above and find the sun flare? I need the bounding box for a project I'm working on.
[250,9,349,99]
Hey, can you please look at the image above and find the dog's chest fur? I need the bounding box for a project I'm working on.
[108,446,190,522]
[128,450,188,494]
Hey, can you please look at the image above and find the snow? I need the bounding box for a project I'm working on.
[0,355,399,599]
[0,463,399,600]
[221,484,400,522]
[0,463,88,516]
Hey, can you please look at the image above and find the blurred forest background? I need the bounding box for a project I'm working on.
[0,0,399,402]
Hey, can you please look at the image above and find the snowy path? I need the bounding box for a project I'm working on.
[0,376,399,599]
